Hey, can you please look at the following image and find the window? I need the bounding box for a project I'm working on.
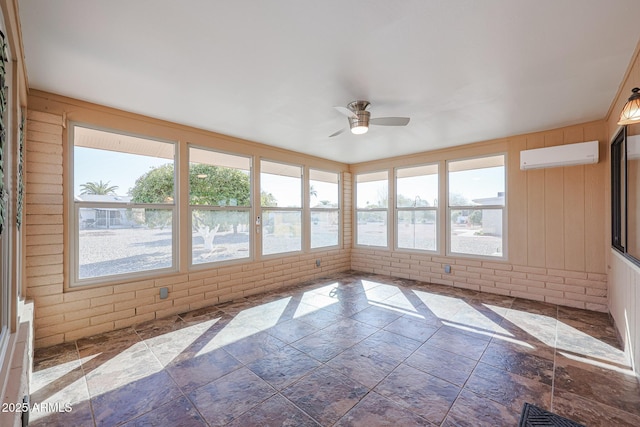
[189,147,251,265]
[309,169,340,249]
[261,160,302,255]
[356,171,388,247]
[447,155,505,258]
[612,127,640,266]
[0,27,11,350]
[627,135,640,262]
[611,127,626,252]
[396,164,438,251]
[71,125,176,284]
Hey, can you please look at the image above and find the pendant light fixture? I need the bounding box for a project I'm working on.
[618,87,640,125]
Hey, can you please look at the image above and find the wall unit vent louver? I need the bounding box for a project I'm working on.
[520,140,599,170]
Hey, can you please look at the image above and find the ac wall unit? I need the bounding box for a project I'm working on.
[520,140,599,170]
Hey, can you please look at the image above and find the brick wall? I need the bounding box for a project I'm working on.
[351,249,608,311]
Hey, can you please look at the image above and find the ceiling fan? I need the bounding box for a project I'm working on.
[329,101,410,137]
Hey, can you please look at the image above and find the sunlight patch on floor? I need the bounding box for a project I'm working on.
[558,351,636,377]
[368,300,418,316]
[414,291,512,338]
[490,333,536,349]
[299,290,338,309]
[195,299,290,357]
[145,318,221,360]
[231,297,292,329]
[367,288,417,313]
[502,309,557,348]
[556,320,630,367]
[31,357,92,395]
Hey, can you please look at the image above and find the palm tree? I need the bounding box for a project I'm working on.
[80,180,119,195]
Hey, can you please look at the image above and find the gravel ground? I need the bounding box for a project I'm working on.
[79,228,173,279]
[79,225,340,278]
[358,222,502,256]
[78,223,500,280]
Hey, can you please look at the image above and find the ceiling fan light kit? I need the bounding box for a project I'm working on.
[330,100,410,137]
[349,112,370,135]
[618,87,640,125]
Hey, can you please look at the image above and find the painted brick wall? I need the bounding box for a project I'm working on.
[351,249,607,311]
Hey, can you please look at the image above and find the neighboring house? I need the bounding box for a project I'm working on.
[75,194,137,229]
[471,192,505,236]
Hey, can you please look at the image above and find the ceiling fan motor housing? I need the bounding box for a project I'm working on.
[349,110,370,130]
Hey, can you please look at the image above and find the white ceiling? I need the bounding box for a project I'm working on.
[18,0,640,164]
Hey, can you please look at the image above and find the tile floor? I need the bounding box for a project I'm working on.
[30,271,640,426]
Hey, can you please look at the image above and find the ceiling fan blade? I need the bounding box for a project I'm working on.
[370,117,410,126]
[334,106,357,118]
[329,127,348,137]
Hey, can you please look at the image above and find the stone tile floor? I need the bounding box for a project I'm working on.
[30,271,640,426]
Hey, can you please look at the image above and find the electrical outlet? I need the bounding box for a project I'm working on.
[444,264,451,274]
[159,287,169,299]
[316,259,321,267]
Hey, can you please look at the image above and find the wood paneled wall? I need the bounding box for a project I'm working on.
[514,123,607,272]
[350,120,608,311]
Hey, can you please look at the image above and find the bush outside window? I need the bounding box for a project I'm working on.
[189,147,252,266]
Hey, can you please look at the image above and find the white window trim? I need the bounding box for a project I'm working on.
[354,170,390,249]
[445,153,508,261]
[394,163,439,254]
[309,168,341,251]
[0,18,13,362]
[68,123,179,287]
[187,144,254,269]
[260,158,304,258]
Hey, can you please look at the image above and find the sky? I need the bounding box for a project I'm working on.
[76,146,503,207]
[74,147,169,197]
[356,166,505,208]
[75,147,338,207]
[448,166,505,203]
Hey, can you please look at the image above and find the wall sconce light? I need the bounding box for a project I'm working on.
[618,87,640,125]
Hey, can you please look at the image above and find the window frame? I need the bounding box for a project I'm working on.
[611,126,640,267]
[394,163,439,253]
[446,153,507,260]
[188,144,253,269]
[309,168,341,251]
[260,158,304,257]
[611,126,626,253]
[68,123,179,287]
[354,170,390,249]
[0,24,13,358]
